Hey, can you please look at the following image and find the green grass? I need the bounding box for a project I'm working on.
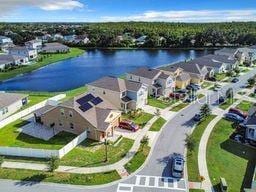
[0,48,84,81]
[122,112,154,127]
[148,96,176,109]
[4,156,49,164]
[149,117,166,131]
[0,168,120,185]
[124,145,150,174]
[0,120,76,149]
[215,73,227,81]
[236,100,253,112]
[60,138,134,167]
[198,94,205,99]
[189,190,204,192]
[219,99,238,110]
[187,115,216,182]
[62,86,88,100]
[201,81,213,89]
[170,102,188,112]
[207,119,256,191]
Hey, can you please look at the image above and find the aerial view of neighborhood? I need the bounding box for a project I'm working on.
[0,0,256,192]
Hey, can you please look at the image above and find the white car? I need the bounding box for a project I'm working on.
[171,153,184,178]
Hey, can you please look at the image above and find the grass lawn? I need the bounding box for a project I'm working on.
[207,119,256,191]
[219,99,238,110]
[0,48,84,81]
[60,138,134,167]
[201,82,213,89]
[215,73,227,81]
[189,190,204,192]
[149,117,166,132]
[4,156,48,164]
[0,168,120,186]
[170,102,188,112]
[198,94,205,99]
[187,115,216,182]
[148,96,176,109]
[236,100,253,112]
[122,112,154,127]
[124,144,150,174]
[62,86,88,100]
[0,120,76,149]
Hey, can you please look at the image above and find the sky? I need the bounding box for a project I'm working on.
[0,0,256,22]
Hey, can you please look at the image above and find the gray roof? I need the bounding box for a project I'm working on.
[0,54,26,65]
[245,115,256,126]
[215,48,238,55]
[41,43,69,52]
[34,105,55,116]
[202,54,236,64]
[172,61,207,75]
[88,76,142,92]
[191,56,224,68]
[0,92,28,108]
[0,36,10,40]
[176,72,191,81]
[128,67,161,79]
[250,45,256,49]
[158,72,170,79]
[9,46,32,52]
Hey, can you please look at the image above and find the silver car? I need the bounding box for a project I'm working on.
[171,153,184,178]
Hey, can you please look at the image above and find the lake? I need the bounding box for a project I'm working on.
[0,49,214,92]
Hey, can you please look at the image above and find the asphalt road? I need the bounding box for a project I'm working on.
[1,68,256,192]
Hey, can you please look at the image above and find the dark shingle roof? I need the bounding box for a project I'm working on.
[0,92,28,108]
[128,67,160,79]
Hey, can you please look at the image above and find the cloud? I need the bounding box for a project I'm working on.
[0,0,84,14]
[101,10,256,22]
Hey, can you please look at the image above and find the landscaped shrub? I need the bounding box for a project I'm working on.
[49,156,60,172]
[0,156,4,166]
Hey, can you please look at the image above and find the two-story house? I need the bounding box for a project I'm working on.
[88,76,148,112]
[0,36,13,45]
[8,46,38,61]
[25,39,43,52]
[126,67,175,97]
[0,54,29,69]
[244,106,256,143]
[34,92,121,141]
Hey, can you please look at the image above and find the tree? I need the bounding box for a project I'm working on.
[200,104,211,118]
[248,78,256,87]
[185,134,195,152]
[140,136,149,148]
[48,156,60,172]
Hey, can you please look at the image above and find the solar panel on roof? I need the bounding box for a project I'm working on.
[79,102,93,112]
[91,97,103,105]
[76,93,95,105]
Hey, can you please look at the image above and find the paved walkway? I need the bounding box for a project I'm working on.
[1,116,159,176]
[197,99,241,191]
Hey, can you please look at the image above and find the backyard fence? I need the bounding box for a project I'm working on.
[0,94,66,129]
[0,131,87,158]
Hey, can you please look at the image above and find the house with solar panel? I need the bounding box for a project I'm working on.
[33,93,121,141]
[87,76,148,112]
[126,67,175,98]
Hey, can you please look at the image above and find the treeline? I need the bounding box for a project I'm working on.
[1,22,256,48]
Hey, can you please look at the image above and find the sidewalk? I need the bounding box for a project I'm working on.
[197,99,241,191]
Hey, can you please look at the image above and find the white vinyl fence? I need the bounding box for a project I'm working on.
[0,94,66,129]
[0,131,87,158]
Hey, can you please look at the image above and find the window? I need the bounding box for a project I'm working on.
[130,75,132,79]
[121,91,126,97]
[60,109,65,116]
[103,91,106,95]
[138,77,141,82]
[70,123,74,129]
[1,107,8,115]
[59,122,63,126]
[69,111,73,117]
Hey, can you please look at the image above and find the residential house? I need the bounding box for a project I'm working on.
[88,76,148,112]
[53,34,64,41]
[63,35,77,43]
[74,35,90,44]
[0,42,14,53]
[136,35,147,45]
[237,47,256,65]
[0,92,28,121]
[0,54,29,70]
[215,47,247,64]
[0,36,13,45]
[244,106,256,143]
[25,39,43,52]
[126,67,175,97]
[34,93,121,141]
[8,46,38,61]
[41,43,70,53]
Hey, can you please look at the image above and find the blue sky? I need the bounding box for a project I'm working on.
[0,0,256,22]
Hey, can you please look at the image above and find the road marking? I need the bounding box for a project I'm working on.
[117,183,133,192]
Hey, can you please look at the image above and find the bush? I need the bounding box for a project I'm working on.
[48,156,60,172]
[0,156,4,166]
[140,136,149,147]
[185,134,196,152]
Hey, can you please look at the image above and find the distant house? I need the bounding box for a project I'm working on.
[0,92,28,121]
[237,47,256,65]
[39,34,52,42]
[136,35,147,45]
[74,35,90,44]
[53,34,64,41]
[25,39,43,51]
[88,76,148,112]
[0,36,13,45]
[126,67,175,97]
[41,43,70,53]
[63,35,77,43]
[0,42,14,53]
[214,48,238,58]
[0,54,29,69]
[8,46,38,61]
[34,92,121,141]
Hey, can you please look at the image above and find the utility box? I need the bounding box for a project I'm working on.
[220,177,228,192]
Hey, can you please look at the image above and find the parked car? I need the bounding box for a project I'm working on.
[170,92,186,99]
[224,113,245,123]
[231,78,239,83]
[176,89,188,94]
[213,84,222,92]
[186,84,199,91]
[218,96,225,104]
[191,83,201,90]
[186,95,197,103]
[171,153,184,178]
[119,120,139,132]
[193,113,203,121]
[229,108,248,119]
